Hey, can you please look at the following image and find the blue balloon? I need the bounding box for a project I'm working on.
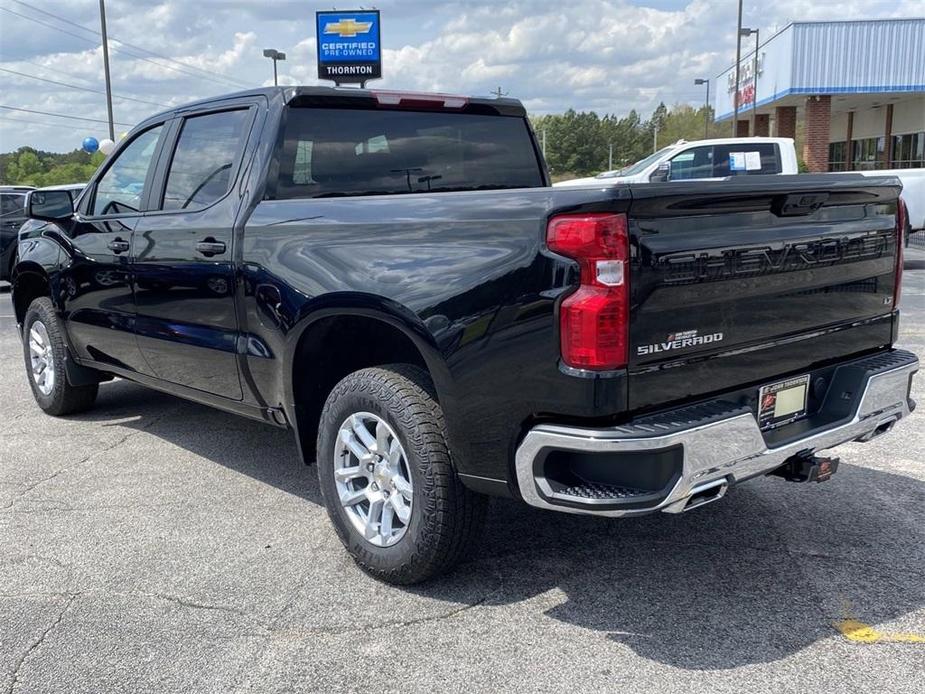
[82,136,99,153]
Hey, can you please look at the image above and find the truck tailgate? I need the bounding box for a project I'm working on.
[626,175,902,411]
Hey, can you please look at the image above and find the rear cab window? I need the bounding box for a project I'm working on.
[669,143,782,180]
[272,107,545,199]
[712,143,781,176]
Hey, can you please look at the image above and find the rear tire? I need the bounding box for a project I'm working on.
[22,297,99,416]
[317,364,487,584]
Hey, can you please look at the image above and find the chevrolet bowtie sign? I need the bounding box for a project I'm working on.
[316,10,382,84]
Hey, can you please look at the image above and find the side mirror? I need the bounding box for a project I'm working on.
[27,190,74,221]
[649,161,671,183]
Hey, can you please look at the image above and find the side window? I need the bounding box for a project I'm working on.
[92,125,164,216]
[713,143,781,177]
[670,146,715,180]
[161,109,251,211]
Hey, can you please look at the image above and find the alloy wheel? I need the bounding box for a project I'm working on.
[28,321,55,396]
[334,412,413,547]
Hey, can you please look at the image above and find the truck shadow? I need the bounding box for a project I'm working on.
[74,377,924,671]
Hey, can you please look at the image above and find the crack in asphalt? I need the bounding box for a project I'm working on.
[1,412,174,511]
[272,590,498,640]
[7,594,76,694]
[3,500,299,514]
[133,590,253,618]
[227,568,503,692]
[0,554,72,571]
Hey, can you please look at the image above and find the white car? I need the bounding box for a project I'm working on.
[553,137,799,187]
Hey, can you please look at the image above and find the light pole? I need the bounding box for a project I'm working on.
[694,78,710,139]
[740,27,759,131]
[732,0,743,136]
[263,48,286,86]
[99,0,114,140]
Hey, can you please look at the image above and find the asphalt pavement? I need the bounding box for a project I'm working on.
[1,253,923,693]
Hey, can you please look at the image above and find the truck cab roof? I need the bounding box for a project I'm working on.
[137,86,527,132]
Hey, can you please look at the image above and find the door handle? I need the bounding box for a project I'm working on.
[107,238,130,253]
[196,238,226,257]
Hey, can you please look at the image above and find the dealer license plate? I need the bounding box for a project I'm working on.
[758,374,810,430]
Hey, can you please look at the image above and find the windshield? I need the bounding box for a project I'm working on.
[0,193,27,218]
[599,146,676,178]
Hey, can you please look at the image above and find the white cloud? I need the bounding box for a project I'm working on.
[0,0,919,152]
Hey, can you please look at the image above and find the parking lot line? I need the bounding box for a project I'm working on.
[836,619,925,644]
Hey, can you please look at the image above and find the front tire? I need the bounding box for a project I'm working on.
[22,297,99,416]
[317,364,487,584]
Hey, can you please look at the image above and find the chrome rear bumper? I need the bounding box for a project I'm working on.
[515,350,918,517]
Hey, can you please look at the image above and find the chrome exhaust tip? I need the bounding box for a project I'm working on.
[680,479,728,512]
[855,417,898,442]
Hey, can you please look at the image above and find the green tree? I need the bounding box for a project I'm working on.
[0,146,103,186]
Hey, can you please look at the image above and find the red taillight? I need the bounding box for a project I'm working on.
[894,197,906,308]
[547,213,629,370]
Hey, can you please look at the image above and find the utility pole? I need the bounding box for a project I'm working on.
[99,0,115,140]
[490,86,508,98]
[732,0,743,137]
[695,78,710,139]
[752,29,760,123]
[542,129,547,158]
[608,143,613,170]
[653,123,658,153]
[739,27,759,134]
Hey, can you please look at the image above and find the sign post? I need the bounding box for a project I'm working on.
[316,10,382,87]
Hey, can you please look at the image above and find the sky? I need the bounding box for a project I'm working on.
[0,0,921,152]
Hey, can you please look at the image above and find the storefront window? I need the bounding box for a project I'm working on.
[851,137,885,170]
[890,132,925,169]
[828,141,847,171]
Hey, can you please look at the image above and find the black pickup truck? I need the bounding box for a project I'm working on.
[13,87,918,584]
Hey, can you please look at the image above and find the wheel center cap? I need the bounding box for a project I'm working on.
[373,460,391,487]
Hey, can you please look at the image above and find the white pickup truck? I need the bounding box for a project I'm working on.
[553,137,799,186]
[554,137,924,237]
[831,168,925,236]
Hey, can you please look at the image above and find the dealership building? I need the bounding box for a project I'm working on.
[714,18,924,172]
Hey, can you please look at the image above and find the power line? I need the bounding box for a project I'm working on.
[6,59,190,109]
[17,59,101,87]
[0,67,171,108]
[7,0,251,89]
[0,113,108,131]
[0,104,135,127]
[15,59,95,87]
[1,6,245,90]
[11,0,250,87]
[0,6,107,46]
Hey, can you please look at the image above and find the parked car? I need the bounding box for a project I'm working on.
[553,137,799,186]
[1,185,34,282]
[12,87,917,584]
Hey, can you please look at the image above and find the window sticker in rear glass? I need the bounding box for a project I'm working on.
[730,151,763,171]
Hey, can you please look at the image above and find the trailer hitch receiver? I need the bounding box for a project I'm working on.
[769,453,840,483]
